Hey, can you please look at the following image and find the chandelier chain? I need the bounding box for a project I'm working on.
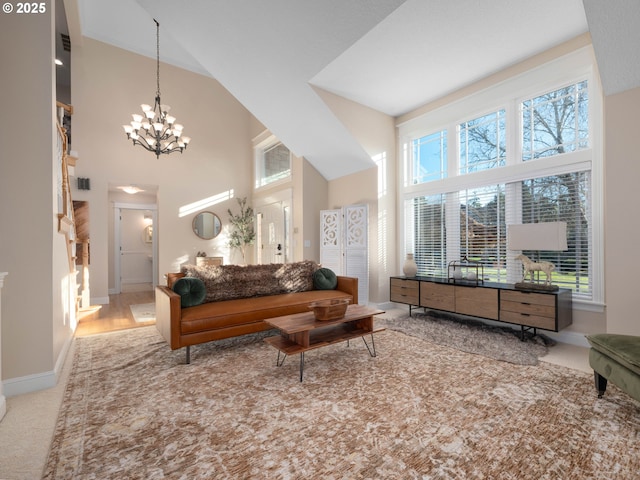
[155,19,160,97]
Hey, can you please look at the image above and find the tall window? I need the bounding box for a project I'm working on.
[520,172,592,296]
[407,194,447,276]
[459,185,507,283]
[400,57,600,304]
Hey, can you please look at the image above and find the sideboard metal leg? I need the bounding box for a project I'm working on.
[519,325,537,341]
[299,352,305,382]
[185,346,191,364]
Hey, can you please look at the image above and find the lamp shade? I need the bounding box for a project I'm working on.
[507,222,568,251]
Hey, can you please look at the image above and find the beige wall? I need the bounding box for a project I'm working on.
[71,39,256,297]
[300,159,328,261]
[318,88,397,304]
[0,5,75,385]
[603,86,640,336]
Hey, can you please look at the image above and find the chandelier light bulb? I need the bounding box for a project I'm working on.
[122,19,190,158]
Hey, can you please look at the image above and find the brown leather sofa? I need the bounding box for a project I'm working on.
[155,268,358,363]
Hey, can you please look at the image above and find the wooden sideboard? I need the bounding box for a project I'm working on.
[390,276,572,337]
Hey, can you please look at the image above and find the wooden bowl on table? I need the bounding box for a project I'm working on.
[309,298,349,321]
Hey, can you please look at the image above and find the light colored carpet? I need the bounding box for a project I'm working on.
[43,324,640,479]
[129,302,156,323]
[379,310,552,365]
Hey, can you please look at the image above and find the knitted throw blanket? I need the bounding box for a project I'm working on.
[181,260,318,304]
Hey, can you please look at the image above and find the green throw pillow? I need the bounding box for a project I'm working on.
[313,268,338,290]
[172,277,207,307]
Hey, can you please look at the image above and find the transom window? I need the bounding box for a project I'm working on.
[522,81,589,161]
[459,110,506,174]
[255,141,291,189]
[410,130,447,184]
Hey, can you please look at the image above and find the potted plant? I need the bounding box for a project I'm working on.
[227,197,256,264]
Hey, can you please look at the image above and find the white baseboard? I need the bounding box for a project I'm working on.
[92,296,110,305]
[542,329,590,348]
[3,369,57,397]
[3,333,73,397]
[375,301,396,311]
[0,394,6,421]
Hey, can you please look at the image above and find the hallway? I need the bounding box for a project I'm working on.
[76,287,155,337]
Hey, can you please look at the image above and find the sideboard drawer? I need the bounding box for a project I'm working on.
[500,299,555,318]
[500,310,556,330]
[420,282,455,311]
[455,286,499,320]
[500,290,557,330]
[390,278,419,305]
[501,290,555,308]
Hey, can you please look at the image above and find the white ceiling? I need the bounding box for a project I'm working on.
[71,0,639,180]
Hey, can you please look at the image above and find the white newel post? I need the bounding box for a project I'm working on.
[0,272,7,421]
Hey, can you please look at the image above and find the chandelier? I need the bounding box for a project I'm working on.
[123,19,190,158]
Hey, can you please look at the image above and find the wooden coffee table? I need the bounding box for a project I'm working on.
[264,304,385,381]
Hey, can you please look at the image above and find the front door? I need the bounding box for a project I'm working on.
[258,201,286,264]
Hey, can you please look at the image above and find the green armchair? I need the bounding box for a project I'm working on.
[587,333,640,403]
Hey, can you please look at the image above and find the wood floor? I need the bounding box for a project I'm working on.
[76,289,155,337]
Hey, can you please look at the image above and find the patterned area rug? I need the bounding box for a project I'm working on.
[378,310,552,365]
[43,325,640,479]
[129,303,156,323]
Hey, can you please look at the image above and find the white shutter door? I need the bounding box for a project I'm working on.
[320,209,342,275]
[344,204,368,305]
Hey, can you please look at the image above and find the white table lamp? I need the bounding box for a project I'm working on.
[507,222,567,290]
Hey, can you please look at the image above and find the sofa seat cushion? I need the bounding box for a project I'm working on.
[180,290,353,335]
[587,334,640,376]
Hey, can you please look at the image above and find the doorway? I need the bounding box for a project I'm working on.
[257,201,286,264]
[255,190,293,265]
[113,203,158,294]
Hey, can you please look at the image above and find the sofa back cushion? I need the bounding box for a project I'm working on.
[313,267,338,290]
[172,277,207,307]
[181,260,318,303]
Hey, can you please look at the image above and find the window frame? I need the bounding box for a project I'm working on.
[254,135,292,190]
[397,46,603,308]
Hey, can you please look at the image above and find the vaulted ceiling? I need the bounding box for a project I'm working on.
[64,0,640,180]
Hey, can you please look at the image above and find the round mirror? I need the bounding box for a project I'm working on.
[192,211,222,240]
